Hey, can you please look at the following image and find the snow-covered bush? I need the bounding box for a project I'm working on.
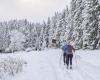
[8,30,26,52]
[0,57,27,80]
[4,48,12,53]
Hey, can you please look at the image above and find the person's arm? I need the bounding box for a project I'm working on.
[72,46,75,52]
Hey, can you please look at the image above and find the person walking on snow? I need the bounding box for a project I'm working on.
[61,40,68,65]
[62,41,75,69]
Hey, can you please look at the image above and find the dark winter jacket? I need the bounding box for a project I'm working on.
[67,45,75,53]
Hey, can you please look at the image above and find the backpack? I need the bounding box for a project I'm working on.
[62,44,68,52]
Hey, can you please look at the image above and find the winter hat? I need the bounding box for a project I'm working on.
[67,40,71,45]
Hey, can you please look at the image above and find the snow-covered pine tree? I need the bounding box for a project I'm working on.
[69,0,84,49]
[24,23,36,49]
[82,0,100,49]
[45,18,51,48]
[67,0,77,42]
[41,21,47,49]
[35,23,42,50]
[96,0,100,49]
[60,6,69,45]
[49,12,60,47]
[54,13,62,45]
[0,22,10,51]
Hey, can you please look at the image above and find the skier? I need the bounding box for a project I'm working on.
[62,41,75,69]
[61,40,67,65]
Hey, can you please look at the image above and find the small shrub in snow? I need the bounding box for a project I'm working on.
[4,48,12,53]
[0,57,27,80]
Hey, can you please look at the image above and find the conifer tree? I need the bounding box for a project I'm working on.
[82,0,100,49]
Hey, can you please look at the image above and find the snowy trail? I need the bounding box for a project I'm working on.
[13,53,57,80]
[69,56,100,80]
[43,49,86,80]
[42,49,100,80]
[3,49,100,80]
[77,59,100,80]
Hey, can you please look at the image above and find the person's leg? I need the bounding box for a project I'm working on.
[66,54,70,68]
[63,53,66,65]
[69,54,73,69]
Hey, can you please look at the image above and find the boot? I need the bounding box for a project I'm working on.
[70,65,72,69]
[67,66,68,69]
[67,65,69,69]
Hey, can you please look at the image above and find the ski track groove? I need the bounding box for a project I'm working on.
[40,50,100,80]
[63,67,85,80]
[60,57,97,80]
[46,59,58,80]
[60,64,73,80]
[74,54,100,80]
[78,60,100,80]
[44,53,72,80]
[43,55,58,80]
[79,59,100,70]
[59,58,85,80]
[76,67,95,80]
[75,56,100,80]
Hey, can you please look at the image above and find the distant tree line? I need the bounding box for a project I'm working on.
[0,0,100,52]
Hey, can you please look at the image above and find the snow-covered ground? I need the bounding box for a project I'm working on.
[0,49,100,80]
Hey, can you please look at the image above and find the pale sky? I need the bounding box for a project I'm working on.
[0,0,71,23]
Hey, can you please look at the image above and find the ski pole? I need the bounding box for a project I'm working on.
[59,53,62,65]
[75,53,78,68]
